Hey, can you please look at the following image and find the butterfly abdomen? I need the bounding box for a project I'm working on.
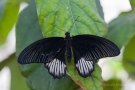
[66,46,72,62]
[65,32,72,62]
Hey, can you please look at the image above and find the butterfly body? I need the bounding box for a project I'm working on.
[18,32,120,79]
[65,32,72,62]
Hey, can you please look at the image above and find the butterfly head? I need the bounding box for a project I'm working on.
[65,32,70,36]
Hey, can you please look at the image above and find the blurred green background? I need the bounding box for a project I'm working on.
[0,0,135,90]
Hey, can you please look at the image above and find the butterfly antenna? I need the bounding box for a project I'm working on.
[68,16,79,32]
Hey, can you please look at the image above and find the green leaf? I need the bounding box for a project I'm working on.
[103,79,122,90]
[16,1,43,57]
[67,60,103,90]
[107,59,124,76]
[35,0,107,37]
[106,12,135,48]
[0,54,29,90]
[16,0,43,77]
[0,0,7,20]
[8,0,30,4]
[95,0,104,20]
[16,0,79,90]
[35,0,105,89]
[26,65,79,90]
[76,88,83,90]
[130,0,135,11]
[123,35,135,79]
[0,1,19,46]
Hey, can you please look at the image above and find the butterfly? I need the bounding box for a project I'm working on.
[18,31,120,79]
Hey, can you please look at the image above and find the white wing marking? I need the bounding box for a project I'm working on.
[45,58,66,78]
[76,58,94,77]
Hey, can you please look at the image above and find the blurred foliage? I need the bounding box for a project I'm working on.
[16,0,43,57]
[106,12,135,49]
[0,54,29,90]
[0,0,30,46]
[95,0,104,20]
[130,0,135,10]
[0,0,135,90]
[123,35,135,79]
[103,79,122,90]
[108,59,124,77]
[0,0,7,20]
[0,0,19,46]
[106,0,135,82]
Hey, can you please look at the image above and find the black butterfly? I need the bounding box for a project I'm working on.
[18,32,120,79]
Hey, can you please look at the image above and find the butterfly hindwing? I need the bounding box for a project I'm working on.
[72,47,94,77]
[18,37,65,64]
[72,35,120,77]
[44,48,66,79]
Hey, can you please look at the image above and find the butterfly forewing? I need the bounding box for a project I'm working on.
[18,37,65,64]
[72,35,120,60]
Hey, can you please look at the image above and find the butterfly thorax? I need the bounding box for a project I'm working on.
[65,32,72,62]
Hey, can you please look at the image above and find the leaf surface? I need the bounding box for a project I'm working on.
[106,12,135,48]
[35,0,107,37]
[95,0,104,20]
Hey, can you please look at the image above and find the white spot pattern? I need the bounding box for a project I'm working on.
[45,58,66,79]
[76,58,94,77]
